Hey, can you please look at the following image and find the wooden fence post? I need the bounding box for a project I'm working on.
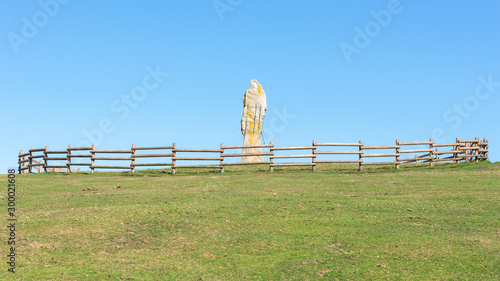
[24,151,28,174]
[312,140,317,172]
[43,146,49,173]
[484,138,489,161]
[395,140,400,169]
[131,144,136,173]
[475,137,480,162]
[478,138,485,160]
[17,150,21,174]
[358,140,363,172]
[269,141,274,172]
[19,150,24,175]
[465,140,470,162]
[18,150,23,174]
[471,138,475,162]
[454,138,460,164]
[29,147,33,173]
[24,152,28,174]
[220,143,224,174]
[429,139,434,167]
[468,139,473,162]
[172,143,176,175]
[467,139,471,162]
[469,140,473,162]
[90,144,95,173]
[67,145,72,172]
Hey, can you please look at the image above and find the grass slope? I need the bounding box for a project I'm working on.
[6,162,500,280]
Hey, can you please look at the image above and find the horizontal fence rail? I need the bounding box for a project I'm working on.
[18,137,489,174]
[270,143,316,171]
[220,143,273,172]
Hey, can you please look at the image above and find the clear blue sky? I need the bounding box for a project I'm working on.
[1,0,499,172]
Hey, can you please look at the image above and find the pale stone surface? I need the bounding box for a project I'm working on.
[241,80,267,162]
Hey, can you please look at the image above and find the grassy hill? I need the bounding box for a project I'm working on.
[10,162,500,280]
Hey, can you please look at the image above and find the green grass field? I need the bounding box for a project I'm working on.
[7,162,500,280]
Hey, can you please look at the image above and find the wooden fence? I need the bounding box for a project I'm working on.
[18,137,489,174]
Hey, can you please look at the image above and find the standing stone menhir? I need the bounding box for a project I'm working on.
[241,80,267,162]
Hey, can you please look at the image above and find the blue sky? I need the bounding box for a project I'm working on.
[1,0,499,172]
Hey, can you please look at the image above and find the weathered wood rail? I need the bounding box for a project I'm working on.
[18,137,489,174]
[220,143,273,174]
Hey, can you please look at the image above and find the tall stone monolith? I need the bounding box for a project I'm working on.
[241,80,267,162]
